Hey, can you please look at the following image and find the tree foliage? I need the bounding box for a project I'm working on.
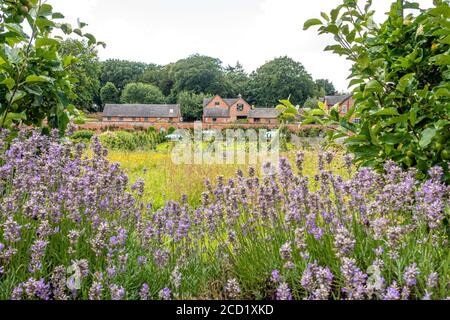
[171,54,232,96]
[100,82,120,105]
[303,0,450,181]
[177,91,208,121]
[59,39,101,112]
[315,79,337,96]
[246,56,316,107]
[0,0,102,133]
[120,82,166,104]
[224,62,249,96]
[100,59,148,91]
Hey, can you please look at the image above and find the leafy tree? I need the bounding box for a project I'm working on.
[0,0,102,133]
[100,82,120,104]
[100,59,148,91]
[246,56,316,107]
[224,62,249,96]
[59,39,102,112]
[315,79,336,96]
[303,97,320,109]
[171,54,231,96]
[303,0,450,181]
[177,91,208,121]
[157,63,175,97]
[120,82,166,104]
[139,64,163,85]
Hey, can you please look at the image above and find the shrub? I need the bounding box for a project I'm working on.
[99,130,166,151]
[71,130,95,142]
[100,82,120,105]
[303,0,450,182]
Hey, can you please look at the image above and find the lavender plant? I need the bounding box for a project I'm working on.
[0,129,449,300]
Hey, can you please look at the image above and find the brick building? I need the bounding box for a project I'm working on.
[102,104,182,123]
[248,108,281,124]
[202,95,280,124]
[320,94,355,116]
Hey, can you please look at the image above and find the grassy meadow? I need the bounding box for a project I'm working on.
[107,146,349,209]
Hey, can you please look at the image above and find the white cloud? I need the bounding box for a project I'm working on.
[50,0,434,92]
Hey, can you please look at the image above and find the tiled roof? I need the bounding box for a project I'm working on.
[103,104,181,118]
[248,108,281,119]
[203,107,230,118]
[203,97,240,107]
[320,94,353,106]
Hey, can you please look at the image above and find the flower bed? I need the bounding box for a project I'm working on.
[0,129,449,300]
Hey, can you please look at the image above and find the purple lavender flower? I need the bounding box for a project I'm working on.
[110,284,125,300]
[403,263,420,287]
[383,282,400,300]
[224,278,241,299]
[140,283,150,300]
[159,287,172,300]
[276,282,292,300]
[271,270,281,284]
[301,261,334,300]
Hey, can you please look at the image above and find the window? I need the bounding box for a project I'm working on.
[237,104,244,112]
[341,105,348,113]
[254,118,261,123]
[212,118,217,122]
[107,117,112,121]
[144,117,149,122]
[119,117,124,121]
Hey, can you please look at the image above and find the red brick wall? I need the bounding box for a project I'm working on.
[203,117,230,124]
[103,116,180,123]
[79,121,322,133]
[205,96,229,110]
[229,98,251,121]
[248,118,279,124]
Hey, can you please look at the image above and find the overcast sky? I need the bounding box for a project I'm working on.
[51,0,433,92]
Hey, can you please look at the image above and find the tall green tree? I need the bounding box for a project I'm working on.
[303,0,450,181]
[0,0,102,133]
[246,56,316,107]
[171,54,231,96]
[100,59,148,91]
[100,82,120,105]
[225,61,249,96]
[177,91,208,121]
[120,82,166,104]
[315,79,336,96]
[59,39,101,112]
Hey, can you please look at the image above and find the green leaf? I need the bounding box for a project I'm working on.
[25,75,53,83]
[36,37,60,47]
[321,12,330,21]
[419,128,437,148]
[1,78,16,90]
[344,135,370,146]
[6,90,26,103]
[83,33,96,45]
[371,108,399,116]
[303,19,323,30]
[431,54,450,66]
[397,73,416,93]
[364,80,383,96]
[310,109,326,116]
[38,4,53,17]
[52,12,65,19]
[348,78,365,88]
[35,17,55,29]
[435,87,450,98]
